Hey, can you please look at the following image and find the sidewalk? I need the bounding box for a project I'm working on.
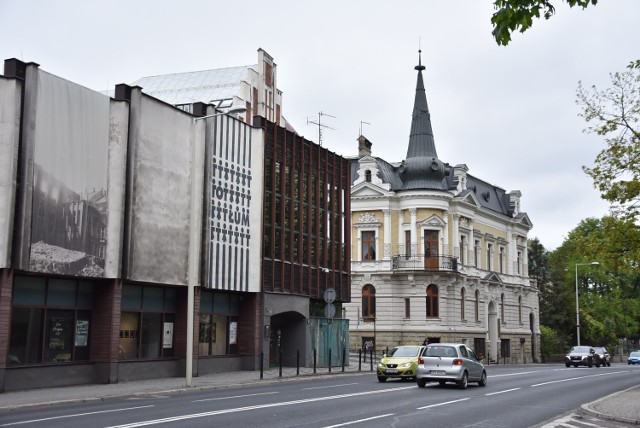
[0,362,638,426]
[0,356,373,412]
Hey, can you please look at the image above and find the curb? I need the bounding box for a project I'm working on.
[579,385,640,425]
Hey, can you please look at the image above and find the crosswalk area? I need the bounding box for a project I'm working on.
[538,411,635,428]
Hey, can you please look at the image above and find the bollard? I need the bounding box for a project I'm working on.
[279,346,283,378]
[314,348,317,374]
[297,348,300,376]
[260,351,264,380]
[358,349,362,371]
[329,348,332,373]
[369,348,373,371]
[342,347,346,372]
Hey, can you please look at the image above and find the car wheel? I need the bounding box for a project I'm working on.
[478,370,487,387]
[457,372,468,389]
[607,362,611,367]
[573,364,578,368]
[565,362,570,368]
[377,376,387,383]
[588,360,593,368]
[595,363,600,368]
[417,378,427,388]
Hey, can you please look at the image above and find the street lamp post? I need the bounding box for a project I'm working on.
[575,261,599,346]
[186,105,247,387]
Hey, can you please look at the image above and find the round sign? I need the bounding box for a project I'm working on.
[323,287,336,303]
[324,303,336,319]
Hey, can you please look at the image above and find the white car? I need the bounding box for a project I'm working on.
[416,343,487,389]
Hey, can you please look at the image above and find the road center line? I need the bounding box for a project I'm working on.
[531,371,622,387]
[303,383,360,390]
[0,405,155,427]
[193,391,279,402]
[106,386,415,428]
[416,398,469,410]
[322,413,395,427]
[485,387,520,396]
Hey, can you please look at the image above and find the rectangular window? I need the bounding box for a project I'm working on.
[474,240,480,267]
[404,298,410,319]
[487,243,493,271]
[361,230,376,261]
[199,290,240,356]
[501,339,511,358]
[499,247,505,273]
[119,285,176,360]
[459,236,465,265]
[405,230,411,259]
[9,276,93,366]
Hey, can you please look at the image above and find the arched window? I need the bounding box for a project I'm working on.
[426,284,439,318]
[475,290,480,321]
[460,288,466,320]
[365,170,372,182]
[518,296,523,323]
[362,284,376,320]
[501,293,505,323]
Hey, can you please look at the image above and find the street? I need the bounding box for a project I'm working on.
[0,364,638,427]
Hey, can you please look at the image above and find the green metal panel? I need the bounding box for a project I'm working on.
[306,318,350,367]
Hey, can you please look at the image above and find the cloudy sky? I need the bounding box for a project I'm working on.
[2,0,638,251]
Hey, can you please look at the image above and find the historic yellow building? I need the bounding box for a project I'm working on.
[345,53,540,364]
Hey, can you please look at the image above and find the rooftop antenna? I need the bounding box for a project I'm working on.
[307,111,335,146]
[359,121,371,136]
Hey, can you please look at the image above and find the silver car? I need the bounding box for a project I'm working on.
[416,343,487,389]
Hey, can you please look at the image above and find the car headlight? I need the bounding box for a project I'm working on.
[399,362,413,368]
[377,363,385,368]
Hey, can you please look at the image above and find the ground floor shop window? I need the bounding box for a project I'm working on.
[119,284,176,359]
[9,276,93,365]
[199,290,239,356]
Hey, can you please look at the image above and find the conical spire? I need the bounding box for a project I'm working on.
[400,50,450,190]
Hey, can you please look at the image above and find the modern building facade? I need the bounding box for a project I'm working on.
[0,49,350,392]
[344,53,540,364]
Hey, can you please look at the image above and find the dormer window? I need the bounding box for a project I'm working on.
[365,170,372,182]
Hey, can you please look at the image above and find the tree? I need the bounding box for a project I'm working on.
[577,62,640,220]
[546,216,640,347]
[491,0,598,46]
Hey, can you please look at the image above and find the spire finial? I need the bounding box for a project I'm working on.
[415,49,425,71]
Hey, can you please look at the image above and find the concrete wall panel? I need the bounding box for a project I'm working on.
[0,77,21,267]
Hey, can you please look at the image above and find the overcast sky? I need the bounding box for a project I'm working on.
[2,0,638,251]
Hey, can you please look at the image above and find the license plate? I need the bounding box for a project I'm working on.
[430,370,446,375]
[386,369,398,374]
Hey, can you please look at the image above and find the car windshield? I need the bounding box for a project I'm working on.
[425,346,457,358]
[594,347,606,353]
[630,352,640,357]
[387,347,421,357]
[569,346,592,353]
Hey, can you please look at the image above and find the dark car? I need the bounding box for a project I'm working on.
[593,347,611,367]
[565,345,595,368]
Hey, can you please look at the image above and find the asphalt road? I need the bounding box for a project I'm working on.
[1,364,638,428]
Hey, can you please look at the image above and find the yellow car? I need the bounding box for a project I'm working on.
[377,345,425,382]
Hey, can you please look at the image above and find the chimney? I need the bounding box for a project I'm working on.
[358,135,372,157]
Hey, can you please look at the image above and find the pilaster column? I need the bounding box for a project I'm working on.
[383,209,391,259]
[442,211,449,255]
[452,214,460,258]
[410,208,417,255]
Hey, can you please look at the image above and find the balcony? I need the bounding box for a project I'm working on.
[391,254,458,272]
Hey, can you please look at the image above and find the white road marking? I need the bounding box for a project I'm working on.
[485,387,520,396]
[303,383,360,390]
[322,413,395,427]
[0,405,154,426]
[531,371,622,387]
[490,371,539,378]
[416,398,469,410]
[192,391,278,402]
[106,386,415,428]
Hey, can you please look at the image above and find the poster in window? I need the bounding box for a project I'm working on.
[163,322,174,349]
[229,321,237,345]
[75,320,89,346]
[49,317,67,350]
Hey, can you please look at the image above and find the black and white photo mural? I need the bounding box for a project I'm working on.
[205,116,263,292]
[29,71,111,276]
